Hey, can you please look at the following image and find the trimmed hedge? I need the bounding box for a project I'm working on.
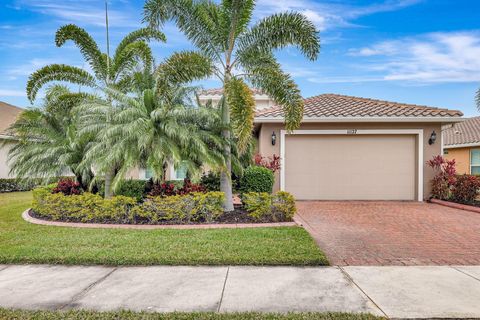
[32,186,225,224]
[242,191,296,222]
[240,166,274,193]
[0,177,71,193]
[116,179,147,201]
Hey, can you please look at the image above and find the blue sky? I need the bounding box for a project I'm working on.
[1,0,479,116]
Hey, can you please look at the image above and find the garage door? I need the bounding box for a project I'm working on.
[284,134,416,200]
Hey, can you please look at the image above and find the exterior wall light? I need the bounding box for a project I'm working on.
[429,130,437,145]
[271,131,276,146]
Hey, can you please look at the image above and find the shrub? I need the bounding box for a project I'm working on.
[52,178,82,195]
[240,166,274,193]
[149,178,205,197]
[0,177,69,193]
[451,175,480,204]
[115,179,146,201]
[200,172,220,191]
[427,155,456,200]
[242,191,296,222]
[254,154,281,173]
[32,187,225,225]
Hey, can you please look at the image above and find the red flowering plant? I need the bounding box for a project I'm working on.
[148,178,206,197]
[52,178,83,195]
[427,155,457,200]
[254,154,281,173]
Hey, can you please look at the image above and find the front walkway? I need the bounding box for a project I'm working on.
[296,201,480,266]
[1,265,480,318]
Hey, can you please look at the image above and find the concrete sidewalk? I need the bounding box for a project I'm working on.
[1,265,480,318]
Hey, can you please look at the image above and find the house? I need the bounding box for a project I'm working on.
[443,117,480,175]
[0,101,23,179]
[197,89,464,201]
[203,92,470,204]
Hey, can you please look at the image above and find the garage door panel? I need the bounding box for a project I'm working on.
[284,135,416,200]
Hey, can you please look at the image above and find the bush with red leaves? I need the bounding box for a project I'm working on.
[148,178,206,197]
[254,154,281,173]
[451,174,480,204]
[52,178,83,195]
[427,155,457,200]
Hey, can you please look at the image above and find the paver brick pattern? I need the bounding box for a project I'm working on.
[296,201,480,266]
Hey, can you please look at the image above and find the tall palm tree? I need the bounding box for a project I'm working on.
[76,51,218,190]
[6,85,94,188]
[144,0,320,210]
[26,24,166,197]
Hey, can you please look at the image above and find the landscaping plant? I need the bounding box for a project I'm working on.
[451,174,480,204]
[242,191,296,222]
[240,166,274,193]
[144,0,320,210]
[427,155,457,200]
[52,178,83,196]
[254,154,281,173]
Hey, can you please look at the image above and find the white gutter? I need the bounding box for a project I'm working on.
[254,116,465,123]
[444,142,480,149]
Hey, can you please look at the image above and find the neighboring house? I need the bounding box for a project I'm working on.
[250,92,463,201]
[0,101,23,179]
[443,117,480,175]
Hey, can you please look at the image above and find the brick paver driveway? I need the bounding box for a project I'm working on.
[295,201,480,266]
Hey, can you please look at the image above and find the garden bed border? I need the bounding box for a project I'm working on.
[22,209,298,230]
[429,198,480,214]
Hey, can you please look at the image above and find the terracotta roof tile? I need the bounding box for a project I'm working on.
[444,117,480,146]
[255,93,463,119]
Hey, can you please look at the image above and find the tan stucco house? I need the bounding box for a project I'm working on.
[443,117,480,175]
[200,89,464,201]
[0,101,23,179]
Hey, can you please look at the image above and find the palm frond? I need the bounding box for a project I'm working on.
[26,64,96,102]
[55,24,107,78]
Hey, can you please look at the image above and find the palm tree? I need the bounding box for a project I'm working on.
[76,51,219,190]
[26,24,166,197]
[144,0,320,210]
[6,85,94,188]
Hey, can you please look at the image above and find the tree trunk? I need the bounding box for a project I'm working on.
[104,167,115,199]
[220,90,234,212]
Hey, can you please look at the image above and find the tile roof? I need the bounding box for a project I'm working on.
[443,117,480,147]
[0,101,23,136]
[198,87,265,96]
[255,93,463,119]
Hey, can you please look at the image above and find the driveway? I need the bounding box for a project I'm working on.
[295,201,480,266]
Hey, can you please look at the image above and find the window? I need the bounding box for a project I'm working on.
[171,162,188,180]
[471,149,480,175]
[145,167,154,179]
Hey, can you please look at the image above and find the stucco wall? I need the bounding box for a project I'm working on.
[257,122,443,200]
[444,147,470,174]
[0,140,15,178]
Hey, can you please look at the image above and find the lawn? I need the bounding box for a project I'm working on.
[0,309,382,320]
[0,192,328,266]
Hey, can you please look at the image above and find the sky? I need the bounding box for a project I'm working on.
[1,0,479,116]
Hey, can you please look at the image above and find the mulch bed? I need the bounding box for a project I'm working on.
[29,205,289,225]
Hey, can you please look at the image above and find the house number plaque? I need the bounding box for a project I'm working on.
[347,129,358,134]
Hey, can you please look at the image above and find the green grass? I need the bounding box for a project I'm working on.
[0,192,328,266]
[0,309,382,320]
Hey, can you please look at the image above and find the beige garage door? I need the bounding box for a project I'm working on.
[284,134,416,200]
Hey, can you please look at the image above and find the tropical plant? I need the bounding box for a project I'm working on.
[5,85,94,189]
[76,53,224,194]
[144,0,320,210]
[26,24,166,198]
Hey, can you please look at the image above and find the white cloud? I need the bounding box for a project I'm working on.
[0,89,26,97]
[254,0,422,31]
[17,0,139,27]
[346,31,480,83]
